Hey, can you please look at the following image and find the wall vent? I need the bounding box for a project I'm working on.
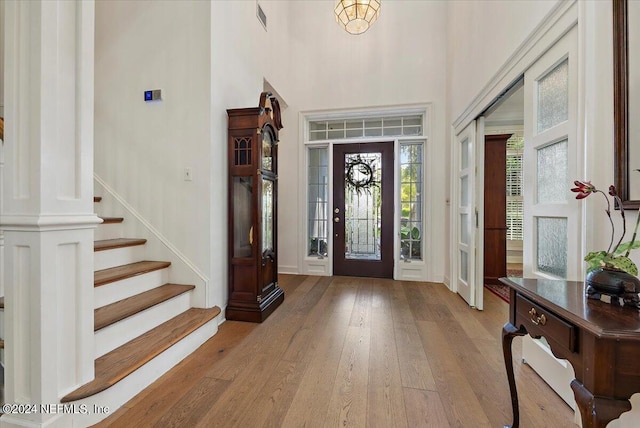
[257,2,267,31]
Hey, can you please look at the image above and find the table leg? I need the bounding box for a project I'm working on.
[570,379,632,428]
[502,322,526,428]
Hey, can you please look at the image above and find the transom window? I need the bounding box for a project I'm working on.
[309,115,423,141]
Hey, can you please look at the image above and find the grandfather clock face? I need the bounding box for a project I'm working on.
[262,130,273,172]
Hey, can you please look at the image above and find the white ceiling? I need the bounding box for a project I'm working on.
[484,85,524,127]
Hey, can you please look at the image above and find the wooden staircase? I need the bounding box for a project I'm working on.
[56,196,220,414]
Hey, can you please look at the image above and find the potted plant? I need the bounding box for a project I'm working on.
[572,180,640,307]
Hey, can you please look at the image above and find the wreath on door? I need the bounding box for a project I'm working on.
[345,155,379,195]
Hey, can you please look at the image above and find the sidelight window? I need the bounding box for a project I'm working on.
[400,142,423,260]
[308,147,329,257]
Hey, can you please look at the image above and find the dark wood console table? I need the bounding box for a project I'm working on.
[500,277,640,428]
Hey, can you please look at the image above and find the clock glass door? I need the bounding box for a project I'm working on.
[260,126,277,297]
[333,142,393,278]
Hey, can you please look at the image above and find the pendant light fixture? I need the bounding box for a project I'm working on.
[335,0,381,35]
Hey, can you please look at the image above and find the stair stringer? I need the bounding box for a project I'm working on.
[0,318,219,428]
[94,175,212,310]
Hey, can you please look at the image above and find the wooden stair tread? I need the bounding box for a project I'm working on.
[95,261,171,287]
[95,284,195,331]
[61,307,221,402]
[94,238,147,252]
[94,196,102,203]
[100,217,124,224]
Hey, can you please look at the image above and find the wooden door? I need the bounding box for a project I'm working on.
[333,142,394,278]
[483,134,511,285]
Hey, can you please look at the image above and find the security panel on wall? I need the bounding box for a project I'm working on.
[144,89,162,102]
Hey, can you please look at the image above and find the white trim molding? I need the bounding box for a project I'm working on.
[298,104,434,282]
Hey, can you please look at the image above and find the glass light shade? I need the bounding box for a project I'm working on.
[335,0,381,35]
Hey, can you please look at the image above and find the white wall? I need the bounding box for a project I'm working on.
[446,0,558,122]
[95,0,212,280]
[209,0,293,306]
[278,0,449,280]
[95,0,294,309]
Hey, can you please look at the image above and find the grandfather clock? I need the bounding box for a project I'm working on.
[226,92,284,322]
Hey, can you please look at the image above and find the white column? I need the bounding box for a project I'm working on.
[0,0,5,118]
[1,1,97,427]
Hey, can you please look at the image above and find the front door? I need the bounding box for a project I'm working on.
[333,142,394,278]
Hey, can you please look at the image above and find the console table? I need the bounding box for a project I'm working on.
[500,277,640,428]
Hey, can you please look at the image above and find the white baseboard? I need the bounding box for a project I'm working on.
[278,265,299,275]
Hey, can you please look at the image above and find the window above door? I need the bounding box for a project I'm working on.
[308,114,424,141]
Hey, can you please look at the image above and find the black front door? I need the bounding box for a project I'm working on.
[333,142,394,278]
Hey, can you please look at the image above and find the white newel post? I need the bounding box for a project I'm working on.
[1,1,97,427]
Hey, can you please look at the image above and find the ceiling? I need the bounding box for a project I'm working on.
[484,85,524,127]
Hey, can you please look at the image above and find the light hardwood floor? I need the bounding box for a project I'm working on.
[95,275,576,427]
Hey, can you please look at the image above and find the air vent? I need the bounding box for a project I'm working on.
[257,2,267,31]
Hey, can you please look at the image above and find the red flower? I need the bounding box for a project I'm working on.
[609,185,617,196]
[571,180,596,199]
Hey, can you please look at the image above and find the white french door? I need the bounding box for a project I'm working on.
[455,118,485,309]
[456,121,479,307]
[523,26,580,282]
[522,26,581,414]
[475,117,485,310]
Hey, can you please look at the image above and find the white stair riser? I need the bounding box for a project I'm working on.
[95,269,169,309]
[94,223,123,241]
[94,245,145,271]
[95,292,192,358]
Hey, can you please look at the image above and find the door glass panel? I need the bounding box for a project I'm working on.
[308,148,329,256]
[460,176,469,207]
[537,139,568,203]
[233,177,253,258]
[460,214,469,245]
[262,129,273,171]
[262,179,274,253]
[537,59,569,133]
[536,217,567,278]
[461,137,469,169]
[460,250,468,282]
[344,152,382,260]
